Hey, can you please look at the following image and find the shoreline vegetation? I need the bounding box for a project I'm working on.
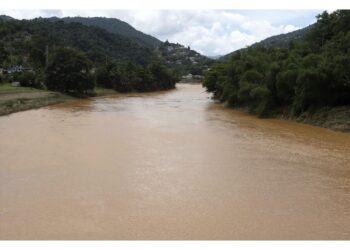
[1,81,349,133]
[0,83,75,116]
[1,11,349,132]
[0,16,181,116]
[221,101,350,132]
[286,106,350,132]
[0,83,176,116]
[203,10,350,133]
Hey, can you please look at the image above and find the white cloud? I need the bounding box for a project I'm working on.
[105,10,302,56]
[123,10,303,55]
[0,9,318,56]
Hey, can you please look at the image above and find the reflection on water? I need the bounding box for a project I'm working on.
[0,84,350,239]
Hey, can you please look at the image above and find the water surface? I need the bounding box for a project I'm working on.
[0,84,349,239]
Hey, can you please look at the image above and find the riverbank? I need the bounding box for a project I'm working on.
[0,84,176,116]
[0,84,122,116]
[288,106,350,132]
[227,103,350,133]
[0,84,73,116]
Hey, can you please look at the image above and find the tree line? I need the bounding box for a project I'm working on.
[1,47,178,96]
[0,18,179,96]
[203,10,350,117]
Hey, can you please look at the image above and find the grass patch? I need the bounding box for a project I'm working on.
[0,83,46,94]
[0,84,121,116]
[0,93,75,116]
[94,87,118,96]
[0,83,76,116]
[296,106,350,132]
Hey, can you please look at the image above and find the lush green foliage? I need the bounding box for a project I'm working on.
[0,16,181,95]
[57,17,161,48]
[204,10,350,117]
[220,24,313,61]
[0,18,155,67]
[17,71,39,88]
[96,62,178,92]
[45,48,95,96]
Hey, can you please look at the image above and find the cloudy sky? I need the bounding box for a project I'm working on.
[0,10,322,56]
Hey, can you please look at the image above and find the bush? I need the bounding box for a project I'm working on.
[96,63,121,89]
[18,71,40,88]
[293,69,327,114]
[276,69,298,104]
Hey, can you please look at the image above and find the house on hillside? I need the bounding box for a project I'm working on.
[6,65,33,74]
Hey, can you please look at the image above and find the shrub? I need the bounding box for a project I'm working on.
[18,71,38,88]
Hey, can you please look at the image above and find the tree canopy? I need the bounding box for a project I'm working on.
[45,48,95,96]
[203,10,350,117]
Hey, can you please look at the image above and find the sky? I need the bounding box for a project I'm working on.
[0,10,322,56]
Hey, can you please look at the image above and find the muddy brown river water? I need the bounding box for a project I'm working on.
[0,84,350,239]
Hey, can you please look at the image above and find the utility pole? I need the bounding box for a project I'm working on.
[45,45,49,68]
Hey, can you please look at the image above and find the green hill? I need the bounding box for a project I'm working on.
[220,24,314,61]
[53,16,162,48]
[0,18,156,67]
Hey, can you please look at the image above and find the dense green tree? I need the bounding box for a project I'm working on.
[0,42,8,66]
[275,69,298,104]
[96,62,121,89]
[18,71,39,88]
[293,69,327,113]
[203,10,350,117]
[45,48,95,95]
[95,61,177,93]
[28,47,46,68]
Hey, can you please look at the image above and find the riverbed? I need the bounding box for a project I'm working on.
[0,84,349,239]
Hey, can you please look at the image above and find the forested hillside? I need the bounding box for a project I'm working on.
[157,41,213,76]
[0,17,178,96]
[204,10,350,121]
[0,18,156,67]
[54,16,162,48]
[220,25,314,61]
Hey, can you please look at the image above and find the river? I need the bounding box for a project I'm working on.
[0,83,349,239]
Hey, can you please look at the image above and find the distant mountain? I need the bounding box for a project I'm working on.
[51,16,162,49]
[220,24,315,61]
[0,15,212,76]
[0,18,156,67]
[208,55,222,60]
[0,15,14,21]
[251,24,314,48]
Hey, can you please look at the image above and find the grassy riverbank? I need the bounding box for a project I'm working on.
[291,106,350,132]
[0,84,121,116]
[229,102,350,132]
[93,87,119,96]
[0,84,75,116]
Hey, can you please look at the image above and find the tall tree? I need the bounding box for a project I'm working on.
[45,47,95,95]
